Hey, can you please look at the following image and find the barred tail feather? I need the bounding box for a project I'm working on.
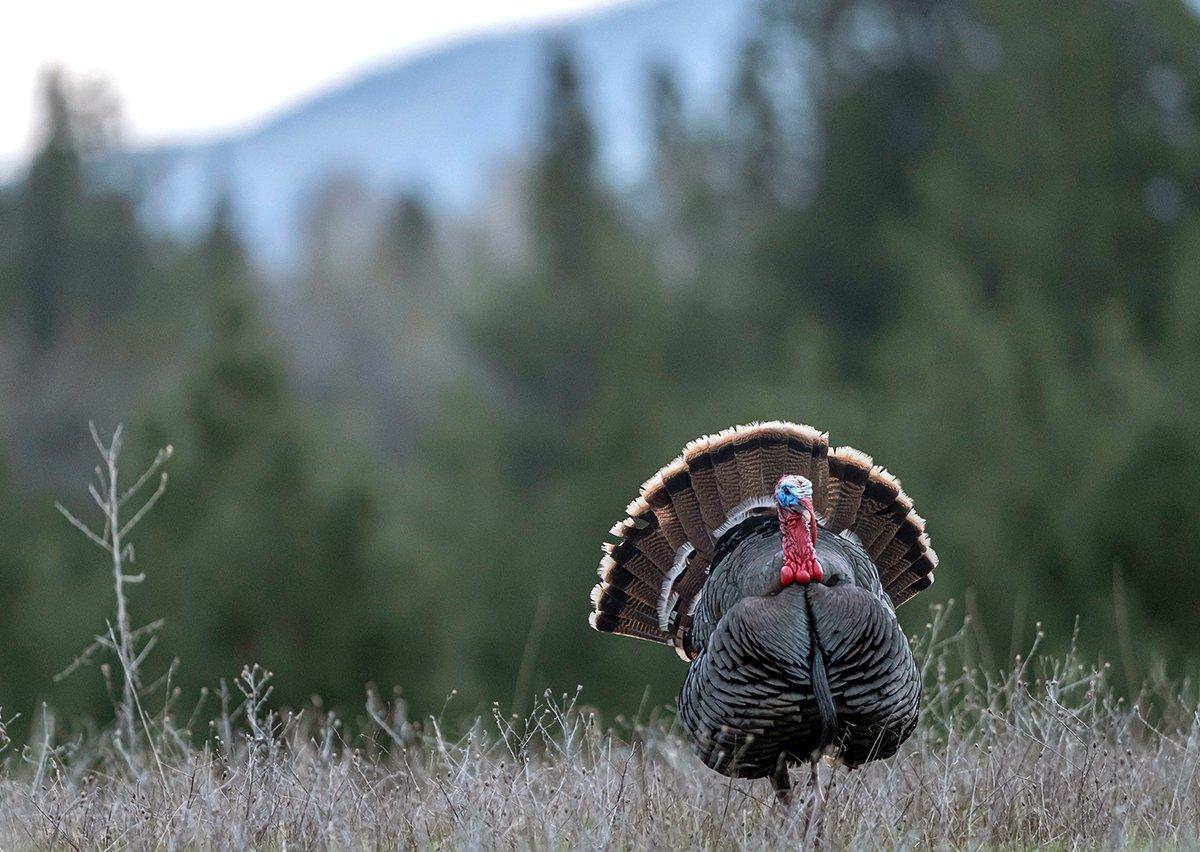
[826,447,872,532]
[732,428,767,501]
[640,475,690,553]
[683,438,727,531]
[663,461,715,555]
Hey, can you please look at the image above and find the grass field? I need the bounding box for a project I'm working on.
[3,613,1198,849]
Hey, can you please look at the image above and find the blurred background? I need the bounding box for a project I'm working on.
[2,0,1200,725]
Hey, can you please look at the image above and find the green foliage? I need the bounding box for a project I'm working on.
[768,0,1200,672]
[5,0,1200,724]
[128,208,405,710]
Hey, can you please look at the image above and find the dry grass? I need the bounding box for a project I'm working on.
[3,612,1200,850]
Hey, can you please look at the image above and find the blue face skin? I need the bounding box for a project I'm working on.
[776,483,802,509]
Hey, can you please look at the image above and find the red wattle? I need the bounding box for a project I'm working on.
[778,499,823,587]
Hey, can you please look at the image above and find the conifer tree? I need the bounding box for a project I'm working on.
[17,70,82,344]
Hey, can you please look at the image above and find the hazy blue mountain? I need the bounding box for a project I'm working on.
[130,0,758,269]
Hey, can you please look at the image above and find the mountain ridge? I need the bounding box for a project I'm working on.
[128,0,758,270]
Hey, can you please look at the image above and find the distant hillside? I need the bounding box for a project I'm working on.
[127,0,758,270]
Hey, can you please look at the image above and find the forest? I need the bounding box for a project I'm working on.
[3,0,1200,733]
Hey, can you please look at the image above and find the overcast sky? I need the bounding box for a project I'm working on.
[3,0,629,165]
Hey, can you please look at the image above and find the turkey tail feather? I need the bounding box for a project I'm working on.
[825,447,872,532]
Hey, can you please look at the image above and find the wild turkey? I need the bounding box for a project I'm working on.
[589,421,936,797]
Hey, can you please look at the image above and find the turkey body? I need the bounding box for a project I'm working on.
[589,421,939,791]
[678,515,920,777]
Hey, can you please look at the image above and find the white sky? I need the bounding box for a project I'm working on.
[3,0,629,164]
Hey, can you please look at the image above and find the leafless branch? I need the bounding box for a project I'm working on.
[54,502,110,552]
[119,472,169,538]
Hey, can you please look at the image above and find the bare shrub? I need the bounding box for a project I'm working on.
[53,422,172,775]
[0,709,14,758]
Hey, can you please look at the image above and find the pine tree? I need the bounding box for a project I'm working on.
[10,69,149,347]
[730,38,780,203]
[376,194,437,292]
[532,43,600,281]
[17,70,82,345]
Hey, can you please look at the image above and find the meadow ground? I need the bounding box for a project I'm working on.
[3,611,1198,850]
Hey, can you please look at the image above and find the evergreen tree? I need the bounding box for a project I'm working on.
[10,69,150,347]
[376,194,437,292]
[649,64,689,214]
[647,64,725,287]
[16,70,82,344]
[532,43,600,280]
[730,38,781,203]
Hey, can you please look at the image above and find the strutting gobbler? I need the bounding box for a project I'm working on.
[589,421,936,798]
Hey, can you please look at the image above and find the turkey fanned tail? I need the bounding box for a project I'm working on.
[590,421,937,655]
